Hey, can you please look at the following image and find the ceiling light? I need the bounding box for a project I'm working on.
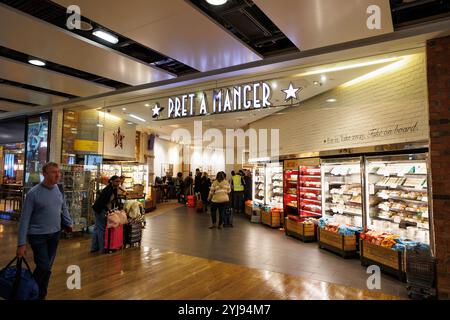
[298,57,400,77]
[313,81,320,86]
[145,104,150,107]
[127,122,133,125]
[326,98,337,103]
[122,108,127,111]
[28,59,46,66]
[92,29,119,44]
[205,0,228,5]
[321,75,327,82]
[79,20,93,31]
[130,114,146,122]
[272,82,277,89]
[96,124,103,128]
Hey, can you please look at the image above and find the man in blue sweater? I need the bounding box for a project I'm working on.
[16,162,73,300]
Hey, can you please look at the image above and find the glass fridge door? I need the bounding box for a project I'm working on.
[253,164,266,205]
[321,157,363,228]
[266,162,283,209]
[364,153,430,245]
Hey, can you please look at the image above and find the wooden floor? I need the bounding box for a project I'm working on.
[0,204,403,300]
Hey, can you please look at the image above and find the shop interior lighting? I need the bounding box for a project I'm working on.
[96,124,103,127]
[130,114,146,122]
[98,111,121,121]
[341,58,407,88]
[28,59,46,66]
[313,81,320,86]
[326,98,337,103]
[297,57,400,77]
[145,104,150,107]
[92,29,119,44]
[321,75,327,82]
[122,108,127,111]
[206,0,228,5]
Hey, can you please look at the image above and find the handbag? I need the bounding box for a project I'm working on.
[0,256,39,300]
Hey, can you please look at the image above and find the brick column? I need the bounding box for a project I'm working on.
[427,35,450,299]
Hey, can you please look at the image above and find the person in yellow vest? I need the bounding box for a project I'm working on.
[231,170,245,214]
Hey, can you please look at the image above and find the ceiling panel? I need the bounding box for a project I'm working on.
[0,5,174,86]
[0,57,112,97]
[0,100,30,112]
[54,0,262,72]
[0,84,67,106]
[254,0,394,51]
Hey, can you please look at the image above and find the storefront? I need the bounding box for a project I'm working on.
[244,48,432,283]
[0,113,51,220]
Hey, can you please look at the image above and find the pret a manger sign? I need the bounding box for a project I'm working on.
[164,82,272,119]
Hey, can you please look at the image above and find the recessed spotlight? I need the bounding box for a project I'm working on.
[92,29,119,44]
[96,124,104,127]
[313,81,320,86]
[145,104,150,107]
[206,0,227,5]
[122,108,127,111]
[127,122,133,125]
[79,20,93,31]
[326,98,337,103]
[321,75,327,82]
[272,82,277,89]
[28,59,46,66]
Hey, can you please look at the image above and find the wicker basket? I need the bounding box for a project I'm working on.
[318,228,357,258]
[285,217,316,242]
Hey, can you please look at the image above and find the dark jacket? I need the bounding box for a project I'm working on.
[200,177,211,201]
[194,174,202,193]
[92,184,120,213]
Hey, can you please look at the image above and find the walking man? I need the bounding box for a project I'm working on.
[16,162,73,300]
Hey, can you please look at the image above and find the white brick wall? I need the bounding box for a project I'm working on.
[249,53,429,155]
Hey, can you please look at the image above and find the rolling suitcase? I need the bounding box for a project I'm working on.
[223,206,233,227]
[104,225,123,253]
[124,221,142,247]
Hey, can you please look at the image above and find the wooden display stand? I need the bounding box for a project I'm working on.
[285,217,316,242]
[360,239,406,282]
[317,228,357,259]
[261,209,281,228]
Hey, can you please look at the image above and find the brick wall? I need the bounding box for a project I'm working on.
[427,35,450,300]
[250,52,429,154]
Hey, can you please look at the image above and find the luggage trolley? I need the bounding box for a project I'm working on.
[405,249,436,299]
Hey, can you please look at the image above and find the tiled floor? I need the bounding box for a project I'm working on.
[143,203,408,298]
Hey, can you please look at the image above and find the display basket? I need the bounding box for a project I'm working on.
[317,228,357,259]
[261,208,281,228]
[245,202,253,218]
[360,239,406,282]
[285,217,316,242]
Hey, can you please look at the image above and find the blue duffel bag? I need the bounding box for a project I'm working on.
[0,256,39,300]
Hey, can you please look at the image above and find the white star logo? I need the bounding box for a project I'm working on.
[152,103,161,118]
[282,82,301,101]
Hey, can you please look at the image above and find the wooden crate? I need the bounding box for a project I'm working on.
[360,239,406,282]
[317,228,357,258]
[285,217,316,242]
[245,203,252,218]
[261,210,281,228]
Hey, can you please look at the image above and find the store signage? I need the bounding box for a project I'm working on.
[152,82,301,120]
[74,139,99,152]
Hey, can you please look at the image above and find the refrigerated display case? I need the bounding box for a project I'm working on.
[364,154,431,244]
[321,157,363,228]
[253,165,265,204]
[266,162,283,209]
[283,168,298,215]
[299,165,322,218]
